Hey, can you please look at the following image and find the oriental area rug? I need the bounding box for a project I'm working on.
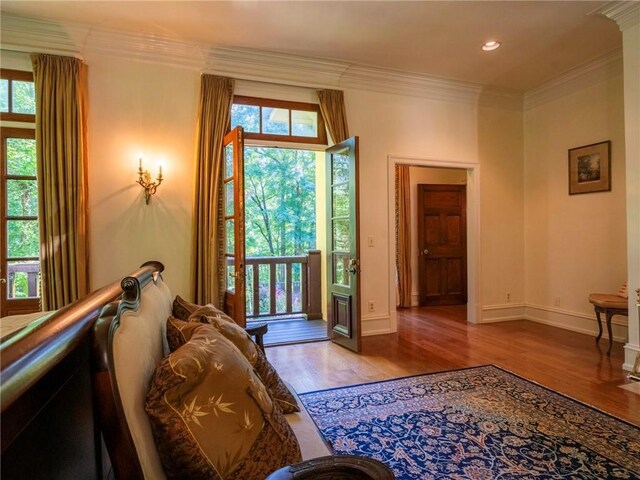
[299,365,640,479]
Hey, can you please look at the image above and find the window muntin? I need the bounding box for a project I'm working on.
[230,96,327,145]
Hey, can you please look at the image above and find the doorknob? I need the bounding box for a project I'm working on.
[347,258,359,274]
[0,278,6,284]
[421,249,431,256]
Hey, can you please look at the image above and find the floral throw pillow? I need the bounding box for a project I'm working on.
[146,322,301,479]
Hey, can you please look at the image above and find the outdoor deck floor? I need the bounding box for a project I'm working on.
[248,317,328,346]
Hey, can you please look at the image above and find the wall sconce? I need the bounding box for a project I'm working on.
[137,157,163,204]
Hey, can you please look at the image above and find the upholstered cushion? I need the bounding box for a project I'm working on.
[168,316,300,414]
[171,295,203,321]
[146,322,301,479]
[588,293,628,310]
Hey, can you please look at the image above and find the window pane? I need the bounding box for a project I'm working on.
[332,183,349,217]
[7,260,40,299]
[225,143,233,179]
[332,152,350,185]
[226,219,235,253]
[7,138,37,176]
[0,79,8,112]
[262,107,289,135]
[7,220,39,258]
[333,253,350,287]
[226,259,235,292]
[231,104,259,133]
[7,179,38,217]
[333,219,349,251]
[291,110,317,137]
[225,180,234,216]
[12,81,35,114]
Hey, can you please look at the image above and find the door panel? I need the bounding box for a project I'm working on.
[222,127,246,326]
[326,137,360,352]
[418,184,467,306]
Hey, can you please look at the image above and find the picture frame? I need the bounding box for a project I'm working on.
[568,140,611,195]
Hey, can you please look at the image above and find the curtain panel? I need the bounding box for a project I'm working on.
[395,164,412,308]
[31,54,89,311]
[317,89,349,144]
[191,75,234,306]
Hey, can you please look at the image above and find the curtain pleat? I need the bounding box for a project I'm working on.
[395,165,412,308]
[31,54,89,311]
[317,89,349,144]
[191,75,234,306]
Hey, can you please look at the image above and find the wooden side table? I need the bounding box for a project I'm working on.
[266,455,395,480]
[245,322,268,353]
[588,293,628,356]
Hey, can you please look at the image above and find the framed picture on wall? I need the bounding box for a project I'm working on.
[568,140,611,195]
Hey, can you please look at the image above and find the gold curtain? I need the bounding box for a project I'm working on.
[31,54,89,311]
[317,89,349,144]
[192,75,234,306]
[395,164,412,308]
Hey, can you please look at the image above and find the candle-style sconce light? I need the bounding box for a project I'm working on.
[137,157,163,205]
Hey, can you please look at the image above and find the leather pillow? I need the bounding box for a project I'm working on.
[146,322,301,479]
[168,316,300,414]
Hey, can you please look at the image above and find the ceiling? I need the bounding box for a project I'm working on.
[0,1,623,92]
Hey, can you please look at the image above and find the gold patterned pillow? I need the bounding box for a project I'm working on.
[146,323,301,479]
[171,295,203,320]
[169,316,300,414]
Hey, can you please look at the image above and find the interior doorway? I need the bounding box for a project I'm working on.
[388,156,479,331]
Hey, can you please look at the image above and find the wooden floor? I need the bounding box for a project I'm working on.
[267,305,640,426]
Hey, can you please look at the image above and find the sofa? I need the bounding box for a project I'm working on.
[91,261,332,479]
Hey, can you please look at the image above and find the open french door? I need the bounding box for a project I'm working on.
[222,126,246,327]
[325,137,361,352]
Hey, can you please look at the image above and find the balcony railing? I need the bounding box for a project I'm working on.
[245,250,321,320]
[6,262,40,299]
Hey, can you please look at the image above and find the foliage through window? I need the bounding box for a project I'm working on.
[231,96,327,145]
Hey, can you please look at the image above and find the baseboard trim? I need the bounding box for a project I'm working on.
[525,304,628,343]
[481,303,526,323]
[362,314,391,337]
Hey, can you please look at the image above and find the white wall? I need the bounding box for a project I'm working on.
[408,166,466,306]
[523,68,627,340]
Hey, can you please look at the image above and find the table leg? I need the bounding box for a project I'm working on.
[606,312,613,356]
[595,309,603,344]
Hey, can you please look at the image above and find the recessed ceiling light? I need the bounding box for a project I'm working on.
[482,41,501,52]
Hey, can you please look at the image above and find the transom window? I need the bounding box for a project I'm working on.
[1,69,36,122]
[231,96,327,145]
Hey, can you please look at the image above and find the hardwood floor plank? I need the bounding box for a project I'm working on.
[267,306,640,425]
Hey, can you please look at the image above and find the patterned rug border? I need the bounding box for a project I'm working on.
[299,364,640,429]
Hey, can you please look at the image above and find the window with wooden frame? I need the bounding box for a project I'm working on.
[1,69,36,123]
[0,69,39,316]
[231,96,327,145]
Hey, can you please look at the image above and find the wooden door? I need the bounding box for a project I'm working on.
[326,137,361,352]
[1,128,40,317]
[417,184,467,306]
[222,126,246,326]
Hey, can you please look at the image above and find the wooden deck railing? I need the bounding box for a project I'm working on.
[245,250,321,320]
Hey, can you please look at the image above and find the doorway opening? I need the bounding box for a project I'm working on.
[242,146,328,346]
[388,157,480,331]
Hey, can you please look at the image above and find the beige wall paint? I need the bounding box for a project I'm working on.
[345,89,480,333]
[86,54,199,296]
[524,70,627,337]
[478,104,525,313]
[408,166,466,306]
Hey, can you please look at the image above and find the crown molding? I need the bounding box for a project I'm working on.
[338,64,484,106]
[204,47,349,89]
[593,2,640,31]
[524,49,623,110]
[0,15,83,57]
